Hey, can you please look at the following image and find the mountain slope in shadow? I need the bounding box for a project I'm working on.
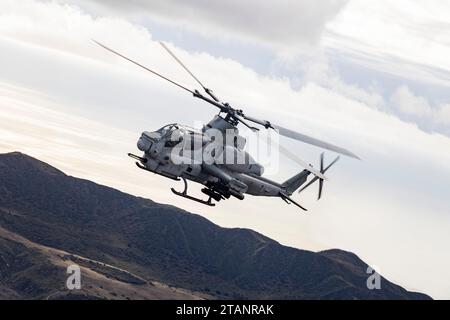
[0,152,431,300]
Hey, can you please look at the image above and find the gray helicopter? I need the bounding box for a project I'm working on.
[94,40,359,210]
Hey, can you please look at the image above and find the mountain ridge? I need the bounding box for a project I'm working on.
[0,152,431,300]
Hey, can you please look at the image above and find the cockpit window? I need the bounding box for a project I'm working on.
[157,124,178,138]
[163,126,184,148]
[165,138,183,148]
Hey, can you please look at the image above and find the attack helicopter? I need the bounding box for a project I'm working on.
[94,40,359,211]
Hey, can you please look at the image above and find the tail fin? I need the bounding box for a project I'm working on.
[281,170,311,195]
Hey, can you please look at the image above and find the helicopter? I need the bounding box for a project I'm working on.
[94,40,359,211]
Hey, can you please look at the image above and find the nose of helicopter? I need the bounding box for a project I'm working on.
[137,131,160,152]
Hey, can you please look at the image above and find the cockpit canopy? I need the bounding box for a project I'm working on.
[156,124,178,137]
[155,124,203,148]
[138,123,208,153]
[156,123,201,137]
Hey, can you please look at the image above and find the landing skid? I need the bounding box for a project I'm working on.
[171,177,216,207]
[133,161,180,181]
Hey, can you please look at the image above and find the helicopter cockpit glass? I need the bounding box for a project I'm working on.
[156,124,178,138]
[158,124,184,148]
[165,134,184,147]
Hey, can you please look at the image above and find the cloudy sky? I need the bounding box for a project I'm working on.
[1,0,450,299]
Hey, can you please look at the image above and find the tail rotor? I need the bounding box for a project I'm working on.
[299,153,340,200]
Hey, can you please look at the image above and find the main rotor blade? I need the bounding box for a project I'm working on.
[240,113,273,129]
[93,40,194,95]
[233,114,259,131]
[159,41,220,102]
[275,125,360,160]
[278,145,327,180]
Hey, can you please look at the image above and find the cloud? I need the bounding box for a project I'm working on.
[63,0,349,50]
[436,104,450,125]
[391,85,433,118]
[324,0,450,87]
[1,0,450,298]
[70,0,450,125]
[390,85,450,133]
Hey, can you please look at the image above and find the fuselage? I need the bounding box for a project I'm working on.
[134,120,288,199]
